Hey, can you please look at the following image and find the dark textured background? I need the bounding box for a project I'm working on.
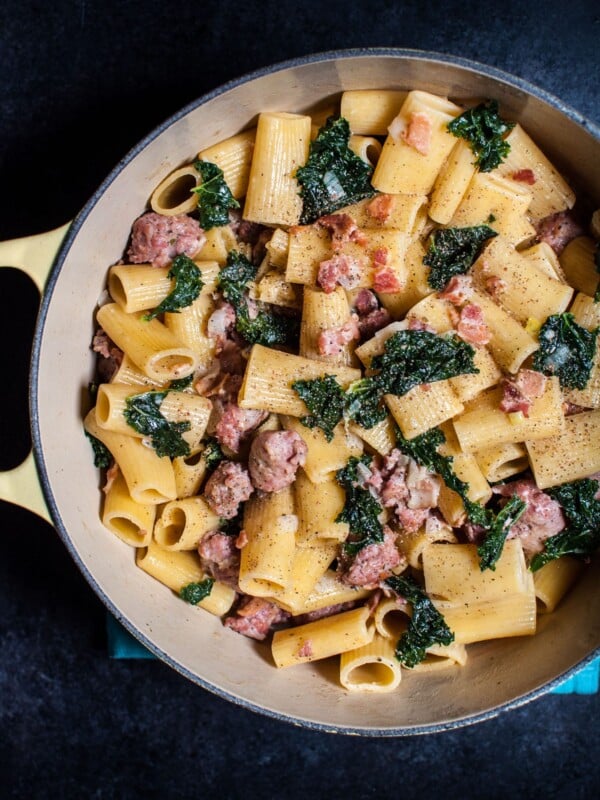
[1,1,599,797]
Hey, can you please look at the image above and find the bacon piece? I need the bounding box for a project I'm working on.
[340,526,404,589]
[127,212,205,267]
[485,275,507,299]
[102,462,119,494]
[198,529,241,587]
[317,254,363,293]
[318,213,367,251]
[499,369,547,417]
[215,403,268,453]
[248,430,307,493]
[407,317,435,333]
[457,303,491,345]
[373,266,402,294]
[366,194,394,223]
[401,111,433,155]
[317,315,360,356]
[493,479,566,557]
[439,275,474,306]
[535,211,584,256]
[512,168,536,185]
[224,596,290,641]
[203,461,254,519]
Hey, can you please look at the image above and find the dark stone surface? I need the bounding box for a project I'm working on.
[1,1,599,796]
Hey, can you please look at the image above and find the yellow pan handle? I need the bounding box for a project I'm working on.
[0,222,71,523]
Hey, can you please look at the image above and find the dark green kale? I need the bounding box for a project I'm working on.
[123,390,191,458]
[385,574,455,668]
[235,303,298,347]
[447,100,515,172]
[370,330,479,397]
[202,436,225,474]
[291,331,477,440]
[296,116,375,224]
[394,426,523,566]
[84,430,112,469]
[143,255,204,321]
[218,250,257,305]
[220,509,244,537]
[531,478,600,571]
[423,225,498,291]
[179,578,215,605]
[343,377,387,429]
[292,374,346,441]
[336,455,384,556]
[532,313,599,390]
[218,251,298,347]
[594,243,600,303]
[169,374,194,392]
[477,495,527,571]
[193,160,239,230]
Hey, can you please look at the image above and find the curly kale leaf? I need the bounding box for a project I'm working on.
[424,225,497,291]
[292,374,346,441]
[477,495,528,571]
[84,430,112,469]
[201,436,225,474]
[447,100,515,172]
[531,478,600,571]
[532,313,599,390]
[179,578,215,605]
[193,160,239,230]
[291,330,478,441]
[386,574,455,668]
[235,302,298,348]
[344,377,387,429]
[218,251,297,347]
[371,330,479,397]
[393,425,518,563]
[336,455,384,556]
[296,116,375,224]
[143,255,204,321]
[169,374,194,392]
[124,390,191,458]
[218,250,257,305]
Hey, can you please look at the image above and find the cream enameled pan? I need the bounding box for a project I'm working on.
[1,50,599,735]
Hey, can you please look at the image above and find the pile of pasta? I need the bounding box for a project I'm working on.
[85,89,600,693]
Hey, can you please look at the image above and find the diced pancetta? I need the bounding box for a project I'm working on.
[456,303,491,345]
[317,315,360,356]
[366,194,394,223]
[499,369,547,417]
[512,168,536,185]
[317,254,363,293]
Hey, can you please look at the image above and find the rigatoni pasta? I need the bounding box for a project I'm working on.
[85,85,600,695]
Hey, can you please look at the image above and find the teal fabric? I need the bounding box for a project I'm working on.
[105,614,599,694]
